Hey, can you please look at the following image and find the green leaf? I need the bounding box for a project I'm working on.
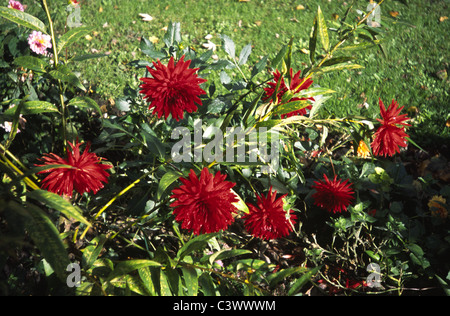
[0,7,47,33]
[198,272,216,296]
[49,64,86,91]
[251,55,268,78]
[157,170,182,200]
[163,22,181,48]
[238,43,252,65]
[82,234,107,269]
[317,6,329,52]
[138,267,157,296]
[181,266,198,296]
[312,63,364,75]
[140,36,166,59]
[14,56,48,73]
[57,26,93,54]
[266,266,308,287]
[208,249,252,266]
[309,95,331,118]
[3,100,59,116]
[26,189,91,227]
[107,259,162,281]
[309,15,318,64]
[272,100,311,116]
[270,44,288,71]
[23,202,70,281]
[321,56,357,67]
[176,233,219,261]
[68,96,103,116]
[287,265,322,295]
[435,274,450,296]
[222,34,235,59]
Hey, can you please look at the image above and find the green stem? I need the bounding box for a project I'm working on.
[41,0,68,147]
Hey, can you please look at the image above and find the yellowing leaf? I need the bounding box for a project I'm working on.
[389,11,399,17]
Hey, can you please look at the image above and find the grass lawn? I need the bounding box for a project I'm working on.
[62,0,448,146]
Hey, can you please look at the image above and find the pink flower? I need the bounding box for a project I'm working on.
[28,31,52,56]
[8,0,24,11]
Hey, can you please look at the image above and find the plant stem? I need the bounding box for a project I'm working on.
[41,0,68,147]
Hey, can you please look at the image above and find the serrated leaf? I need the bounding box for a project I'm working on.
[157,170,182,200]
[0,7,47,33]
[57,26,93,54]
[222,34,235,59]
[238,43,252,65]
[317,6,329,52]
[26,189,91,227]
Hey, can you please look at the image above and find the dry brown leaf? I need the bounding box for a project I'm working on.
[389,11,399,17]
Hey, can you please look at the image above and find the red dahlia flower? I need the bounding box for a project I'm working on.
[263,68,314,118]
[139,55,207,121]
[36,140,112,198]
[170,168,238,235]
[312,174,354,213]
[243,187,297,240]
[371,98,411,157]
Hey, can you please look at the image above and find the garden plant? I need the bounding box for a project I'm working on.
[0,0,449,297]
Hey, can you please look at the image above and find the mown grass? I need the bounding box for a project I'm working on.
[59,0,449,146]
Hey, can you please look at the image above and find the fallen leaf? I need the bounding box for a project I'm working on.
[439,16,448,22]
[300,48,309,54]
[149,36,159,44]
[98,6,103,13]
[139,13,154,22]
[332,13,339,20]
[389,11,399,17]
[254,20,262,26]
[296,4,305,10]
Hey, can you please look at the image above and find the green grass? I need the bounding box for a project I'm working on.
[57,0,448,145]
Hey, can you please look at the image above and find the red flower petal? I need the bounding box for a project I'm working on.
[371,99,411,157]
[36,140,112,197]
[243,187,297,240]
[139,55,207,121]
[170,168,238,235]
[312,174,355,213]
